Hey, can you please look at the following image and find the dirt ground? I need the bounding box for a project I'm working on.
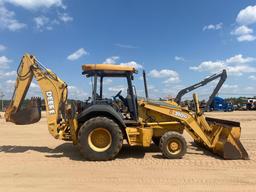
[0,111,256,192]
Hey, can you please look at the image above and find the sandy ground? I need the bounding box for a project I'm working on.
[0,111,256,192]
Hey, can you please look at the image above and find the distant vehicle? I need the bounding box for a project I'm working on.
[210,96,234,112]
[246,98,256,110]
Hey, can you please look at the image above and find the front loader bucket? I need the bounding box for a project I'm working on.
[205,117,249,160]
[7,97,41,125]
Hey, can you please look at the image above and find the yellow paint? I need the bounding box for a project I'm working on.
[5,54,248,160]
[88,128,112,152]
[82,64,136,72]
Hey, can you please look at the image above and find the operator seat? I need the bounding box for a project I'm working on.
[126,91,138,120]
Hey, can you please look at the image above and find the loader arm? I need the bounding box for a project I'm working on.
[139,94,249,160]
[5,54,69,139]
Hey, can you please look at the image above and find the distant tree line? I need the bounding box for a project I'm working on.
[1,96,256,112]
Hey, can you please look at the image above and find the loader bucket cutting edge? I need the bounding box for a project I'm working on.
[8,98,41,125]
[206,117,249,160]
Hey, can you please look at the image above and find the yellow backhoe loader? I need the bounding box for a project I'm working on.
[5,54,249,161]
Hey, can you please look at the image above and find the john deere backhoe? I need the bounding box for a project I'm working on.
[5,54,249,161]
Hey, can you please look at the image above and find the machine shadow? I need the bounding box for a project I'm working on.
[0,143,161,161]
[0,143,84,161]
[188,141,223,160]
[0,141,222,161]
[117,144,160,159]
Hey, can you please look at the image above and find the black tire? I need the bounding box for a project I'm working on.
[159,132,187,159]
[152,137,160,146]
[78,116,123,161]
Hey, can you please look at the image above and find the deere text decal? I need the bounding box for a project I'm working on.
[46,91,55,115]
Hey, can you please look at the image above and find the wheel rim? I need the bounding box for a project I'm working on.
[167,138,182,155]
[88,128,112,152]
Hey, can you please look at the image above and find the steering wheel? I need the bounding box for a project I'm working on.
[113,90,122,101]
[113,90,128,108]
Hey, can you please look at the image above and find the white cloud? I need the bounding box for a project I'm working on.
[0,4,26,31]
[30,82,39,88]
[67,48,87,61]
[103,56,119,64]
[58,13,73,23]
[103,56,142,69]
[174,56,185,61]
[0,44,6,51]
[4,70,16,76]
[115,44,137,49]
[203,23,223,31]
[232,5,256,42]
[103,56,143,69]
[237,34,256,42]
[249,75,256,80]
[0,0,72,32]
[190,54,256,75]
[149,69,178,78]
[68,85,88,100]
[236,5,256,25]
[34,14,72,31]
[149,69,180,83]
[5,79,15,84]
[34,15,50,31]
[227,65,256,76]
[231,25,253,36]
[0,70,16,78]
[4,0,65,10]
[120,61,143,69]
[4,79,42,98]
[190,61,225,72]
[0,56,12,68]
[231,25,256,42]
[225,54,255,64]
[104,79,113,85]
[245,86,254,91]
[163,77,180,84]
[217,84,241,96]
[108,85,126,92]
[222,84,239,89]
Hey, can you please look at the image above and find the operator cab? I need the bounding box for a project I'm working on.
[82,64,138,121]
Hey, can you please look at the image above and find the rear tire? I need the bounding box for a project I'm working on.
[78,116,123,161]
[159,132,187,159]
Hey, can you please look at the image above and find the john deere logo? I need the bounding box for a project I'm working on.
[46,91,55,115]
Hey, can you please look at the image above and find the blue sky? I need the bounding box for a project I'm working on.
[0,0,256,100]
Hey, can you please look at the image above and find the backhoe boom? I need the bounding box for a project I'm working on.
[5,54,69,139]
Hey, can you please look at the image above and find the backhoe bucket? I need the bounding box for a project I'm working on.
[8,97,41,125]
[204,117,249,160]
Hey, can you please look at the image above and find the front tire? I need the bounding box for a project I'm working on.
[78,116,123,161]
[159,132,187,159]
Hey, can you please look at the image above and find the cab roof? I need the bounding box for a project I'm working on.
[82,64,137,77]
[82,64,136,72]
